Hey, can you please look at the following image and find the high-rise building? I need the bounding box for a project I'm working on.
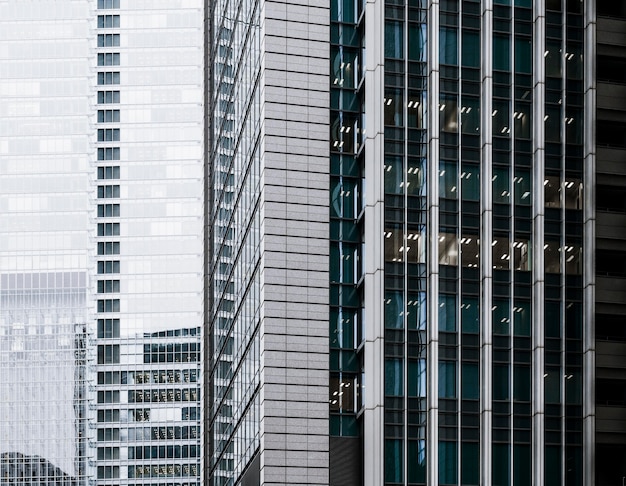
[1,0,204,484]
[594,1,626,485]
[207,1,601,485]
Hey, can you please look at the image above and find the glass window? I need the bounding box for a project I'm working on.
[492,237,510,270]
[330,308,355,348]
[544,367,561,403]
[493,166,511,203]
[407,157,426,196]
[493,444,511,485]
[514,169,531,205]
[513,301,531,336]
[384,89,404,126]
[492,299,510,335]
[494,35,511,71]
[514,37,531,73]
[385,21,404,59]
[462,363,479,399]
[439,232,459,266]
[439,161,458,199]
[439,294,457,332]
[462,30,480,68]
[440,96,459,133]
[407,292,427,330]
[439,441,458,485]
[385,291,404,329]
[440,27,458,65]
[385,439,404,483]
[493,364,509,400]
[385,156,403,194]
[545,41,562,77]
[407,92,425,129]
[408,440,427,483]
[385,359,404,396]
[462,442,480,485]
[461,297,479,333]
[408,23,427,61]
[438,361,456,398]
[461,164,480,201]
[408,359,427,397]
[331,177,358,219]
[331,0,356,23]
[513,365,531,401]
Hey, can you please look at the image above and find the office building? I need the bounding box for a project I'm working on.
[207,0,599,485]
[1,0,204,484]
[594,1,626,485]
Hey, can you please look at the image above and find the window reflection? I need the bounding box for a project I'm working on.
[492,238,510,270]
[545,176,583,209]
[384,89,403,126]
[439,161,458,199]
[493,166,510,203]
[440,97,458,133]
[329,375,357,412]
[439,233,458,266]
[460,236,479,268]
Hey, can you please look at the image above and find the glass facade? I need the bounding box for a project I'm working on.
[0,0,93,482]
[355,0,593,485]
[208,0,262,484]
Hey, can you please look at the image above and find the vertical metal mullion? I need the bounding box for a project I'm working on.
[403,4,409,484]
[480,0,494,483]
[509,6,516,486]
[456,4,463,485]
[426,0,441,484]
[560,4,567,485]
[532,0,547,484]
[582,0,597,484]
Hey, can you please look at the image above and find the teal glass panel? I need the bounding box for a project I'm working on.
[329,414,359,436]
[385,439,404,483]
[513,444,531,486]
[565,370,582,405]
[462,442,480,485]
[461,297,479,333]
[462,30,480,67]
[493,166,511,204]
[513,365,530,401]
[515,0,531,5]
[408,359,427,397]
[406,157,426,196]
[514,37,532,74]
[493,443,511,486]
[492,99,511,137]
[545,366,561,403]
[438,294,457,332]
[439,160,458,199]
[439,27,458,65]
[492,298,510,335]
[462,363,479,400]
[545,446,562,485]
[385,290,405,329]
[385,358,404,396]
[440,95,459,134]
[385,88,404,126]
[513,300,531,337]
[407,93,426,129]
[494,35,511,71]
[407,291,427,330]
[461,97,480,134]
[493,364,509,401]
[330,308,355,348]
[545,40,562,77]
[566,44,583,80]
[408,440,427,483]
[494,0,511,4]
[514,169,531,205]
[330,177,357,219]
[329,243,358,284]
[514,104,531,139]
[438,361,457,398]
[461,163,480,202]
[331,155,359,177]
[385,155,404,194]
[331,47,358,89]
[331,0,356,23]
[439,441,458,485]
[408,23,427,61]
[545,301,561,338]
[385,21,404,59]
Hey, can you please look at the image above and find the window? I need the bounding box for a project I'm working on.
[97,242,120,255]
[98,53,120,66]
[98,128,120,141]
[97,72,120,85]
[97,0,120,9]
[97,318,120,338]
[97,299,120,312]
[97,279,120,293]
[97,147,120,161]
[98,34,120,47]
[98,90,120,104]
[97,15,120,28]
[97,344,120,364]
[98,258,121,273]
[98,166,120,179]
[438,361,456,398]
[98,203,120,217]
[97,390,120,403]
[385,21,403,59]
[97,466,119,479]
[98,185,120,198]
[440,27,458,65]
[98,223,120,236]
[493,35,510,71]
[97,410,120,422]
[97,447,120,460]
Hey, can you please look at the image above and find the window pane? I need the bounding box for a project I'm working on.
[462,30,480,67]
[408,23,427,61]
[514,37,531,73]
[494,35,511,71]
[385,358,404,396]
[440,27,458,65]
[385,21,404,59]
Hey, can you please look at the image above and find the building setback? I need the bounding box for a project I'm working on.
[207,0,603,485]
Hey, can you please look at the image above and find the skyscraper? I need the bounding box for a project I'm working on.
[207,0,599,485]
[1,0,204,484]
